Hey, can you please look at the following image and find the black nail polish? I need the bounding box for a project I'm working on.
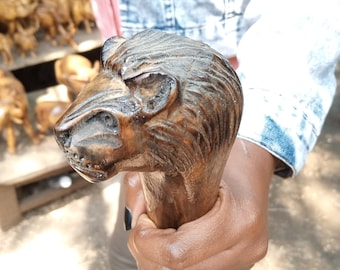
[124,207,132,231]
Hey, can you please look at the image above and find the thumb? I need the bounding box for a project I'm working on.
[124,172,146,230]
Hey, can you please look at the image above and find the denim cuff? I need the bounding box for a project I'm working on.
[237,88,321,178]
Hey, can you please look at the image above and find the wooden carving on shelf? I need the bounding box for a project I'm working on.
[0,33,14,65]
[13,18,40,58]
[54,54,100,101]
[31,0,77,48]
[54,30,243,229]
[0,0,39,65]
[0,0,97,65]
[35,0,95,48]
[0,69,39,154]
[71,0,96,33]
[35,100,70,136]
[35,53,100,135]
[0,0,38,33]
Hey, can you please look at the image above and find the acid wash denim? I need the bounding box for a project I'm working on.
[118,0,340,177]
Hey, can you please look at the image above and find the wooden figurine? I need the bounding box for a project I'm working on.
[54,54,100,101]
[35,100,70,136]
[54,30,243,229]
[0,69,39,154]
[0,33,14,65]
[57,23,78,50]
[0,0,38,32]
[0,0,39,62]
[35,85,71,136]
[13,18,40,58]
[35,3,59,46]
[35,0,76,48]
[70,0,96,33]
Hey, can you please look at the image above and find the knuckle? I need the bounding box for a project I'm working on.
[129,223,150,250]
[134,224,150,240]
[252,236,269,261]
[163,240,188,269]
[240,202,269,263]
[240,200,267,237]
[243,233,269,265]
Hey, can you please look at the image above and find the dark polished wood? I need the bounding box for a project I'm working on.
[55,30,243,229]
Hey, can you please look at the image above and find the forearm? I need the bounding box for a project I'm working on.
[223,138,277,202]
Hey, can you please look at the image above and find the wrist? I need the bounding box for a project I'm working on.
[222,138,276,203]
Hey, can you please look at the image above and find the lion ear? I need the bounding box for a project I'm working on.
[101,36,126,67]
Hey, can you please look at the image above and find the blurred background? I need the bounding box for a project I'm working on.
[0,1,339,269]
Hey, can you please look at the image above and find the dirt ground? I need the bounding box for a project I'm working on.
[0,67,339,269]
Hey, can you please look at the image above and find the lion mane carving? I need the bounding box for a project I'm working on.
[55,29,243,228]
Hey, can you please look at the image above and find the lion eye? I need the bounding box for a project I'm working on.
[137,74,162,97]
[125,73,177,115]
[127,73,173,98]
[126,73,159,96]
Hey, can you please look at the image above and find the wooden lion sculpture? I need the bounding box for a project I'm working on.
[54,30,243,229]
[0,69,39,154]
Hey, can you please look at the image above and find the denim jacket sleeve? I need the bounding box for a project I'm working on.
[236,0,340,177]
[119,0,247,57]
[116,0,340,177]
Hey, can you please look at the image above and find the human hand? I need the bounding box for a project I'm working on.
[125,138,276,270]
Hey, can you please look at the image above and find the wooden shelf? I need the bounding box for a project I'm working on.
[0,28,101,229]
[0,132,70,187]
[18,171,89,213]
[0,29,102,71]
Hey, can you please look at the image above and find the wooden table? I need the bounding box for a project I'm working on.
[0,131,90,231]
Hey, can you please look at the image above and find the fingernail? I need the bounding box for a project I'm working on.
[124,207,132,231]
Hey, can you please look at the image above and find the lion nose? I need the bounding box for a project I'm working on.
[54,128,72,149]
